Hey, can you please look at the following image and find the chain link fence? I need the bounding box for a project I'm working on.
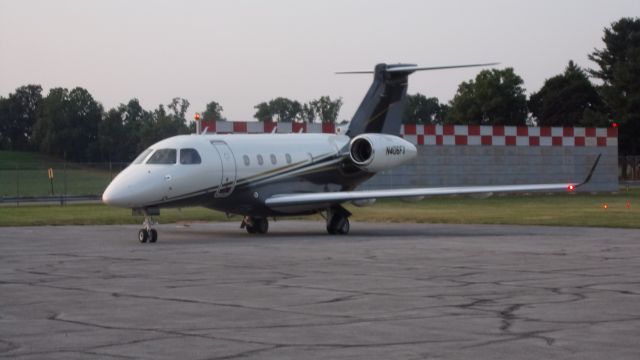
[619,156,640,181]
[0,156,635,205]
[0,162,128,204]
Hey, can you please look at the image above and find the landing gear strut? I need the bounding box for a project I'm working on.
[241,216,269,234]
[138,215,158,243]
[326,205,351,235]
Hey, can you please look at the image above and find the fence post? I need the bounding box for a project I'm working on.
[15,164,19,207]
[63,162,67,206]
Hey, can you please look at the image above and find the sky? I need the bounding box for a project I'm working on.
[1,0,639,122]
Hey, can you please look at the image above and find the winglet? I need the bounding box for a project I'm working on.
[576,154,602,188]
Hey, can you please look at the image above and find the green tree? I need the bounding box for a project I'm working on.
[269,97,301,122]
[67,87,103,161]
[253,98,301,122]
[113,98,153,159]
[138,99,190,151]
[253,102,272,122]
[529,61,606,127]
[299,103,316,123]
[309,96,342,123]
[99,107,127,161]
[33,88,67,158]
[0,97,11,149]
[33,87,103,161]
[448,68,528,125]
[403,93,443,124]
[202,101,224,122]
[167,97,190,125]
[589,17,640,154]
[0,85,43,150]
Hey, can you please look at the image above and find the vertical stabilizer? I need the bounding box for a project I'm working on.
[340,62,499,138]
[345,63,412,137]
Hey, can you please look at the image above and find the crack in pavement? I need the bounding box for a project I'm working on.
[3,223,640,359]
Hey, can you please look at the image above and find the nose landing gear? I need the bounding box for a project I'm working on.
[138,216,158,243]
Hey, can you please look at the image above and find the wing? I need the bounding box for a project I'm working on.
[266,155,601,208]
[266,183,570,207]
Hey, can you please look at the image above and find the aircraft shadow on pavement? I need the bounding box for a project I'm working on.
[154,222,512,245]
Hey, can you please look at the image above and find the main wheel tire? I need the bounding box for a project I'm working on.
[337,217,350,235]
[256,218,269,234]
[149,229,158,243]
[327,215,349,235]
[246,224,257,234]
[138,229,149,243]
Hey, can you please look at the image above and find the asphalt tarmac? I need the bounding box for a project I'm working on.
[1,221,639,359]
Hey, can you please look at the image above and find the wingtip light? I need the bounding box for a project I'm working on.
[568,184,576,192]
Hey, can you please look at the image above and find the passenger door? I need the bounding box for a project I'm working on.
[210,141,237,198]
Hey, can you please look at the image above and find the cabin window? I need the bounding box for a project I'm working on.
[285,153,292,164]
[257,154,264,166]
[179,148,201,164]
[133,148,153,164]
[243,155,250,166]
[147,149,177,164]
[270,154,277,165]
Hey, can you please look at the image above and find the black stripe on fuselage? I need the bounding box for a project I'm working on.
[147,152,350,209]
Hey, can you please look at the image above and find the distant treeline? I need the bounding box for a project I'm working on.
[0,17,638,160]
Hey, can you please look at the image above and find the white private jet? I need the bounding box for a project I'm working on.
[102,63,600,243]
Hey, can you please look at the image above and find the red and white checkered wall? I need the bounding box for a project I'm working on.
[201,121,618,147]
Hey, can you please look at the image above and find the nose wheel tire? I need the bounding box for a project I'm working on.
[138,229,149,243]
[139,215,158,243]
[138,228,158,243]
[149,229,158,243]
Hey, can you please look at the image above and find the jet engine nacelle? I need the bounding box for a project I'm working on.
[349,133,417,173]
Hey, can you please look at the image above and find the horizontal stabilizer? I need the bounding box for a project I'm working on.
[336,62,499,75]
[387,62,500,73]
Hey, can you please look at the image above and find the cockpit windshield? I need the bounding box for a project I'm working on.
[146,149,177,164]
[132,148,153,164]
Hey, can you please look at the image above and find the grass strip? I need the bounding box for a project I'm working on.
[1,190,637,228]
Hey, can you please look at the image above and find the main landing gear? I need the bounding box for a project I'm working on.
[326,205,351,235]
[138,215,158,243]
[241,216,269,234]
[239,206,351,236]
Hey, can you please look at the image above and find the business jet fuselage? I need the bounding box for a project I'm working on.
[103,132,416,215]
[103,63,596,243]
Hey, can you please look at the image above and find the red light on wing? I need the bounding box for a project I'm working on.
[568,184,576,192]
[603,203,609,210]
[194,112,201,121]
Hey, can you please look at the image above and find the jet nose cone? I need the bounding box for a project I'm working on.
[102,181,127,207]
[102,185,115,205]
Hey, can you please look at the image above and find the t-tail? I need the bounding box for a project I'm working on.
[339,62,500,138]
